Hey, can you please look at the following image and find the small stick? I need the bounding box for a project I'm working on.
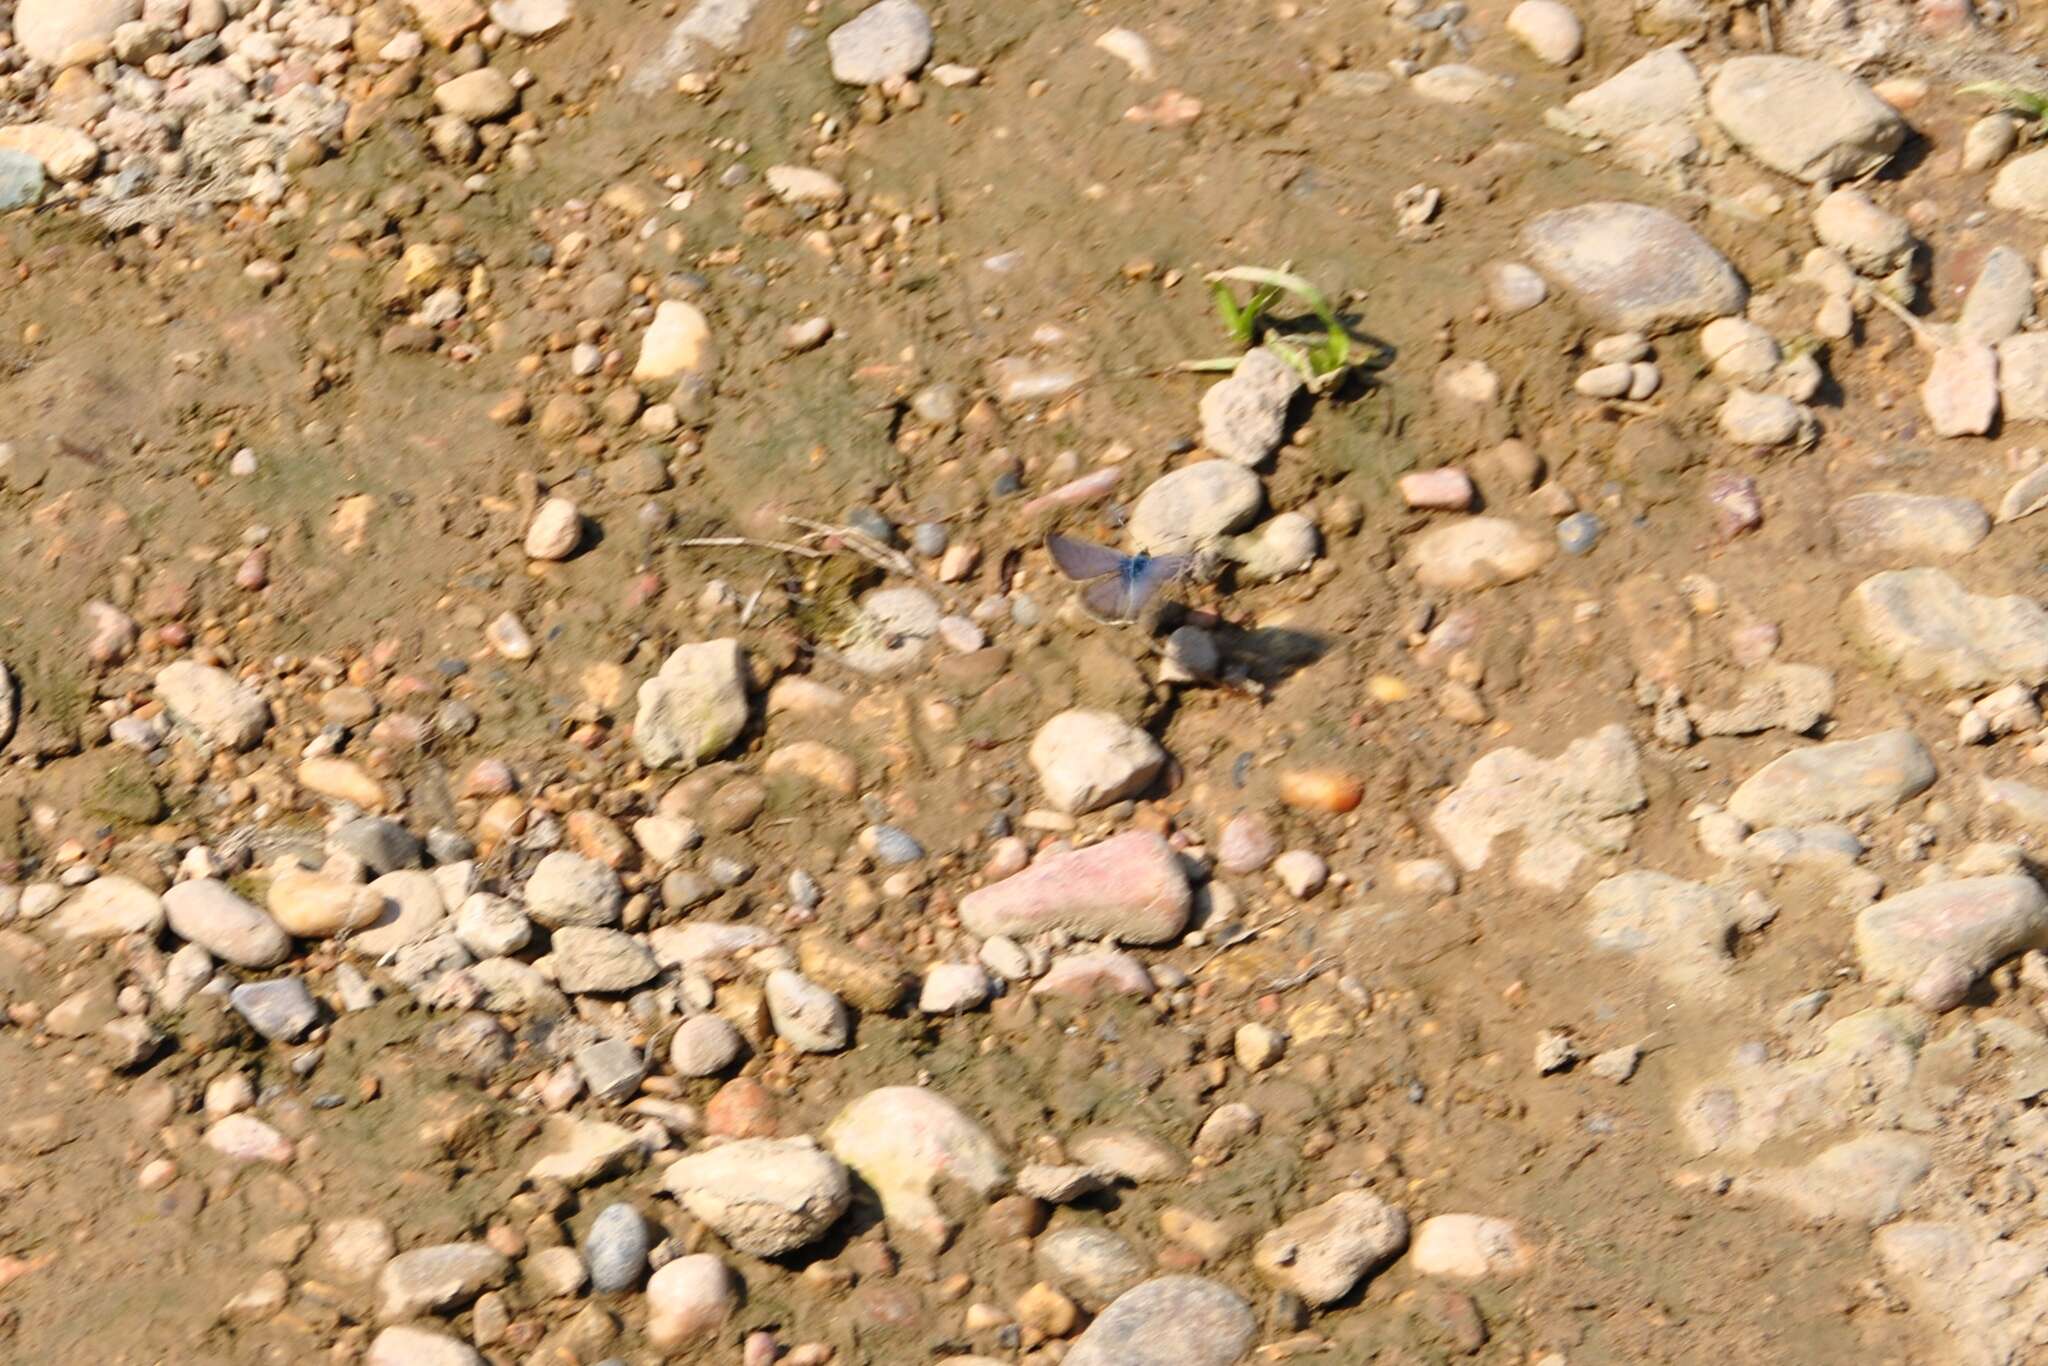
[673,536,827,559]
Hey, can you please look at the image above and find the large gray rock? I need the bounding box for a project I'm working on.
[1520,202,1745,334]
[156,660,270,751]
[1726,730,1934,828]
[634,640,748,769]
[1028,710,1167,815]
[1066,1277,1257,1366]
[660,1137,851,1255]
[165,880,291,968]
[1847,569,2048,691]
[1707,55,1905,182]
[376,1242,509,1321]
[1855,876,2048,1009]
[1252,1191,1409,1306]
[1831,493,1989,561]
[827,0,932,84]
[522,851,623,928]
[14,0,142,64]
[1991,148,2048,222]
[1199,347,1302,467]
[1430,724,1646,891]
[1129,461,1263,555]
[545,926,658,994]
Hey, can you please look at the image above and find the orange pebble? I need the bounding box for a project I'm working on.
[1277,769,1363,813]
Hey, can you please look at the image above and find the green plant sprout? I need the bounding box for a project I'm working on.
[1181,265,1365,394]
[1961,80,2048,121]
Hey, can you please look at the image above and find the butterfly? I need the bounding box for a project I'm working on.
[1045,532,1191,623]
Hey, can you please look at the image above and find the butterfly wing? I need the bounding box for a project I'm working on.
[1080,554,1191,621]
[1045,532,1126,581]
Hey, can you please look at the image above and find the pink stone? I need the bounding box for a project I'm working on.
[1921,344,1998,438]
[1031,951,1155,1000]
[1707,473,1763,539]
[957,831,1191,945]
[1399,467,1476,511]
[1216,813,1277,874]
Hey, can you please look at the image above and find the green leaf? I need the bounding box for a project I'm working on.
[1962,80,2048,120]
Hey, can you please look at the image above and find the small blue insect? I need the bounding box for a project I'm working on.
[1045,532,1191,623]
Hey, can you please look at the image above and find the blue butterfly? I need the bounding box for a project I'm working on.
[1045,533,1191,623]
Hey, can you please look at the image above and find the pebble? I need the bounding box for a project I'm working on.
[1706,56,1904,182]
[1217,812,1279,873]
[377,1242,511,1321]
[958,830,1191,944]
[50,876,165,940]
[486,612,536,661]
[1033,950,1154,1000]
[525,852,625,928]
[1922,344,2000,438]
[584,1203,651,1292]
[1272,850,1329,898]
[862,824,925,865]
[1960,246,2033,345]
[1700,317,1779,381]
[1409,1215,1534,1279]
[164,880,290,967]
[454,894,531,958]
[646,1255,738,1347]
[435,68,519,121]
[634,299,716,382]
[919,962,993,1013]
[156,660,270,751]
[1848,569,2048,690]
[1483,261,1548,314]
[268,868,385,938]
[490,0,574,36]
[1412,64,1505,104]
[313,1217,397,1283]
[573,1038,647,1101]
[1129,461,1264,555]
[1199,347,1303,467]
[1556,512,1602,555]
[660,1137,852,1256]
[524,497,583,560]
[1029,710,1167,815]
[1254,1191,1408,1305]
[635,639,749,769]
[670,1013,747,1076]
[366,1327,486,1366]
[825,1086,1009,1249]
[14,0,142,65]
[839,587,942,674]
[1235,1022,1286,1071]
[1990,148,2048,221]
[1547,45,1701,144]
[1811,189,1912,275]
[827,0,932,85]
[1855,876,2048,1009]
[1718,388,1810,446]
[1037,1227,1147,1308]
[1726,729,1935,828]
[206,1114,294,1165]
[1407,517,1553,591]
[1065,1277,1256,1366]
[229,977,321,1043]
[1999,333,2048,422]
[1832,493,1988,561]
[1399,467,1475,510]
[1957,107,2018,173]
[546,927,659,993]
[1507,0,1583,65]
[0,151,44,211]
[765,970,851,1052]
[1431,724,1645,890]
[1520,202,1745,333]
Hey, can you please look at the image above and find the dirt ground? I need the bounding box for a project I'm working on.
[7,0,2048,1362]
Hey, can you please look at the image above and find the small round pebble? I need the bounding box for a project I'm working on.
[1557,512,1602,555]
[584,1202,652,1292]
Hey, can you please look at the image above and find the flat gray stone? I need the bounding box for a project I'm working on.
[1726,730,1934,828]
[634,639,749,768]
[1066,1277,1256,1366]
[1129,461,1263,555]
[827,0,932,84]
[1847,568,2048,691]
[1520,202,1745,334]
[1855,876,2048,1008]
[1832,493,1989,561]
[230,977,321,1043]
[1707,55,1904,182]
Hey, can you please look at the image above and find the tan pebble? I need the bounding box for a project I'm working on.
[1276,768,1363,813]
[267,867,385,938]
[1014,1282,1077,1338]
[298,757,390,811]
[763,740,861,795]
